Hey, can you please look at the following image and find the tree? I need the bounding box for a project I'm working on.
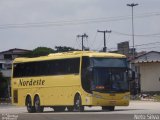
[21,46,80,58]
[55,46,80,52]
[21,47,55,57]
[31,47,55,57]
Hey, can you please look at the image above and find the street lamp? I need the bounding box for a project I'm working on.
[127,3,138,58]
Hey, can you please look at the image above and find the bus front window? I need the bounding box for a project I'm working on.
[92,68,129,92]
[90,58,129,93]
[81,57,129,93]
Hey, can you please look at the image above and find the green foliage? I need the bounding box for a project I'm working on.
[21,47,55,57]
[55,46,79,52]
[21,46,80,57]
[32,47,55,57]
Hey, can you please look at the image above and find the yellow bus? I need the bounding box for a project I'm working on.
[11,51,131,113]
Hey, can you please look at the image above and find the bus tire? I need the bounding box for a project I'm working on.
[25,96,35,113]
[102,106,115,111]
[74,94,84,112]
[34,95,44,113]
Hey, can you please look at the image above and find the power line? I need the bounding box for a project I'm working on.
[112,30,160,37]
[85,36,89,49]
[0,12,160,29]
[136,45,160,50]
[74,37,81,49]
[108,41,160,51]
[135,41,160,47]
[89,31,98,49]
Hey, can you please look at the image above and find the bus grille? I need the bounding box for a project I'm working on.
[13,90,18,103]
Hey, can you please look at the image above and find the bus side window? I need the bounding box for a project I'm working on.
[66,58,80,74]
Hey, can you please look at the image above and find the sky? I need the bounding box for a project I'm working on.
[0,0,160,52]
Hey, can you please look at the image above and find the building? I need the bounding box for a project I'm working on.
[0,48,31,98]
[0,48,31,76]
[117,41,137,59]
[134,51,160,93]
[117,41,130,56]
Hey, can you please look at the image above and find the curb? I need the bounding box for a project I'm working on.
[0,102,11,105]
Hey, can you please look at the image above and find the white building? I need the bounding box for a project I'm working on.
[0,48,31,77]
[0,48,31,98]
[134,51,160,93]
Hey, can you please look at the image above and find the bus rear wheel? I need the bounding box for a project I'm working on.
[34,96,44,112]
[102,106,115,111]
[26,96,35,113]
[74,94,84,112]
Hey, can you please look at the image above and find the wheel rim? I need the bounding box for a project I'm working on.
[35,97,40,110]
[74,95,81,111]
[27,98,32,111]
[34,96,44,112]
[76,99,80,109]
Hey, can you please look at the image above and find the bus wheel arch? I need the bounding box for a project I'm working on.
[25,95,35,113]
[34,94,44,112]
[73,93,84,112]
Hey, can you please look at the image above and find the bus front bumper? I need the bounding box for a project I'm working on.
[84,92,130,106]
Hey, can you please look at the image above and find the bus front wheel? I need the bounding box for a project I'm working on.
[34,95,44,112]
[102,106,115,111]
[26,96,35,113]
[74,94,84,112]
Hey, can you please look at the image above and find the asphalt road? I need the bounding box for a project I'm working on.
[0,101,160,120]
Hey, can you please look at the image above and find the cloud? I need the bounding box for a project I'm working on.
[0,0,160,52]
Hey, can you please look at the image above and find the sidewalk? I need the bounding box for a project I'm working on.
[0,98,11,105]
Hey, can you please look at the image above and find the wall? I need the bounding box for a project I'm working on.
[140,62,160,92]
[0,54,4,59]
[1,69,12,77]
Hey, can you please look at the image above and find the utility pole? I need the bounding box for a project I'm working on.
[127,3,138,58]
[77,33,88,51]
[97,30,111,52]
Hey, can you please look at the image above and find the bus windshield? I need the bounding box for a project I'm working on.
[92,68,129,92]
[81,57,129,93]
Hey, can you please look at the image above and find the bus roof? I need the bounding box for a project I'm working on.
[13,51,126,63]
